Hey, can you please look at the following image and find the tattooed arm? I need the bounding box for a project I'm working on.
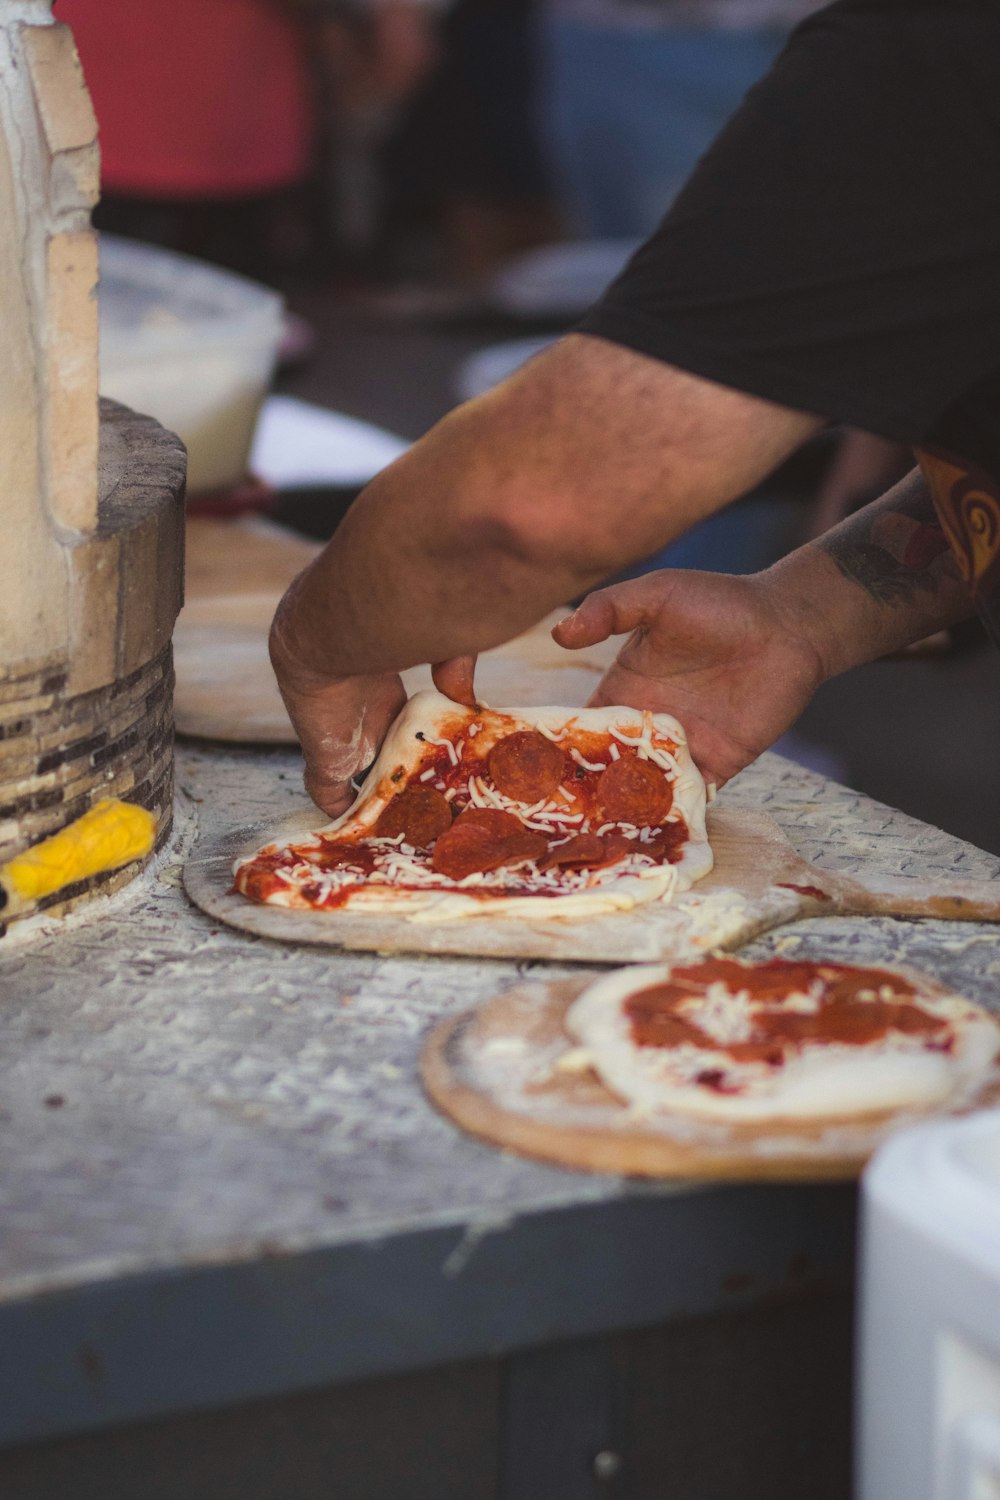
[553,466,974,786]
[797,464,972,667]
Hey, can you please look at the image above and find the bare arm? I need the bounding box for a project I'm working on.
[270,334,821,811]
[555,466,973,787]
[272,335,820,678]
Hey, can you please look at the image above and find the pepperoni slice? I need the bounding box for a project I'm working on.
[374,784,453,847]
[539,832,631,872]
[431,807,547,881]
[594,755,672,826]
[487,730,565,804]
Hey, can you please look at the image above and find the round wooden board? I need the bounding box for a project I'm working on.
[176,514,624,749]
[421,977,1000,1181]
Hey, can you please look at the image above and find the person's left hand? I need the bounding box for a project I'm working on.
[553,569,826,788]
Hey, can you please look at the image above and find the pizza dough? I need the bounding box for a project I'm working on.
[233,689,712,921]
[565,956,1000,1123]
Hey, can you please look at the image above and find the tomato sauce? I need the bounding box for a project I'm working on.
[776,882,832,901]
[236,718,692,905]
[625,957,949,1063]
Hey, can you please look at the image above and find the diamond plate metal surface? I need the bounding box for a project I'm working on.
[0,744,998,1453]
[2,745,999,1301]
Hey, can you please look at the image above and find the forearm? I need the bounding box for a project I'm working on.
[271,415,603,686]
[766,466,974,679]
[271,335,820,684]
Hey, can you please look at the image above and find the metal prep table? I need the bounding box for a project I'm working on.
[1,744,999,1500]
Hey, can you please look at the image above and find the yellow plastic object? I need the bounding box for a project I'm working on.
[2,799,157,903]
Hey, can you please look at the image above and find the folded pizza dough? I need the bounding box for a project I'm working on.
[235,690,713,921]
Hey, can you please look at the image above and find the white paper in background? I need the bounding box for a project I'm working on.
[250,395,409,489]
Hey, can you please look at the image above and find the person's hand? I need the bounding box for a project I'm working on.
[270,615,406,816]
[552,570,827,788]
[276,664,407,818]
[431,654,477,707]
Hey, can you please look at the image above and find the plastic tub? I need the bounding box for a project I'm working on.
[858,1110,1000,1500]
[98,235,285,494]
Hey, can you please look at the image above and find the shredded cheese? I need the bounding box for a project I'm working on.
[425,734,460,765]
[569,748,606,773]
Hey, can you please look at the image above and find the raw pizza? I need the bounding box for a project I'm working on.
[234,689,712,921]
[565,956,1000,1122]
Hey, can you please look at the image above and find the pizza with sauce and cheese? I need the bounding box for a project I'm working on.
[565,956,1000,1122]
[234,690,712,921]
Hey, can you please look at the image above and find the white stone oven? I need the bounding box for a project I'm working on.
[0,1,185,931]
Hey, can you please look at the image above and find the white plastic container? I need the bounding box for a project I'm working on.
[98,235,284,494]
[858,1111,1000,1500]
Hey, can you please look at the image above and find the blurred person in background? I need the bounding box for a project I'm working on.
[57,0,440,283]
[58,0,319,280]
[379,0,563,294]
[538,0,822,243]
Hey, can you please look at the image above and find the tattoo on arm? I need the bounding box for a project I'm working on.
[815,467,962,608]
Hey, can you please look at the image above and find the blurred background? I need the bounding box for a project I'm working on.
[54,0,1000,855]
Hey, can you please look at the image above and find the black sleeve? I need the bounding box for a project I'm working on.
[576,0,1000,446]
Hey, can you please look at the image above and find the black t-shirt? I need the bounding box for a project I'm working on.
[577,0,1000,461]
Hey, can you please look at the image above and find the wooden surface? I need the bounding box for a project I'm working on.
[421,975,1000,1181]
[174,518,318,741]
[184,517,320,599]
[175,518,620,741]
[183,804,1000,965]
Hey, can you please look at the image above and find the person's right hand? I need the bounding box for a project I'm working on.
[552,569,828,788]
[269,594,408,817]
[276,664,407,819]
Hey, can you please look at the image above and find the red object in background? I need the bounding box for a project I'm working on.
[185,474,277,519]
[55,0,314,197]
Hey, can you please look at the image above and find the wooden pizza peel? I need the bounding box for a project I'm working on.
[183,802,1000,965]
[175,517,318,742]
[419,975,1000,1181]
[175,517,620,741]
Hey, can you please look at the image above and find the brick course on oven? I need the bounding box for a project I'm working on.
[0,648,176,931]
